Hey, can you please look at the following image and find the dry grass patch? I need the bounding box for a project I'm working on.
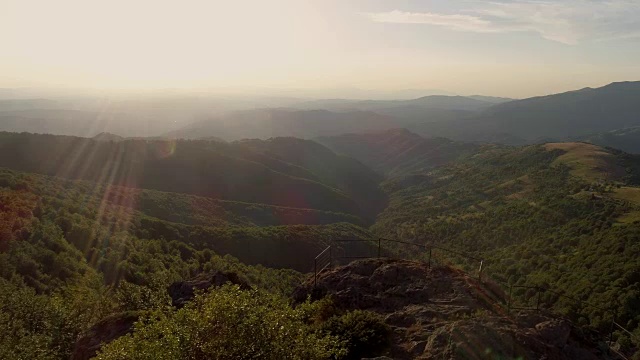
[611,186,640,205]
[545,142,625,182]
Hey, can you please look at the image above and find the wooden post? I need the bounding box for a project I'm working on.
[428,247,432,269]
[314,258,317,288]
[536,288,541,310]
[478,260,484,283]
[378,238,381,258]
[507,285,513,314]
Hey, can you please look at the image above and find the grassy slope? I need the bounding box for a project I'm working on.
[545,142,626,182]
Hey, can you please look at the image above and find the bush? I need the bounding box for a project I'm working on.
[96,285,345,360]
[321,310,391,360]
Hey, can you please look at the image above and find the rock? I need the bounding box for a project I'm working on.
[71,311,141,360]
[535,319,571,348]
[168,271,251,308]
[293,259,608,360]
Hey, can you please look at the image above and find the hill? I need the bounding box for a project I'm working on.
[293,94,503,112]
[295,258,606,359]
[0,132,387,220]
[293,95,502,127]
[92,132,125,142]
[412,81,640,142]
[316,129,478,177]
[372,142,640,349]
[167,108,399,141]
[576,127,640,154]
[0,163,377,358]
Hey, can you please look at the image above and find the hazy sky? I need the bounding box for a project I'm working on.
[1,0,639,97]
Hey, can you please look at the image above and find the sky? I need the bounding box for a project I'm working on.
[1,0,639,98]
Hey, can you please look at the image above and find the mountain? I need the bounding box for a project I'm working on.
[576,127,640,154]
[0,132,386,220]
[316,129,478,177]
[413,81,640,142]
[168,108,399,141]
[292,95,502,126]
[236,137,387,219]
[169,96,503,143]
[92,132,125,142]
[0,95,305,137]
[466,95,514,103]
[294,95,500,112]
[372,141,640,349]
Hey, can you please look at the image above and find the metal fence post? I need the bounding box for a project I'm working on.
[329,246,332,268]
[478,260,484,283]
[536,288,542,310]
[608,311,616,348]
[428,247,432,269]
[507,284,513,314]
[378,238,381,258]
[314,258,318,288]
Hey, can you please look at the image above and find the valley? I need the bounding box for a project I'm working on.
[2,124,640,358]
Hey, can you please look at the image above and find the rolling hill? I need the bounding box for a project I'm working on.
[412,81,640,143]
[316,128,478,177]
[0,132,386,220]
[576,127,640,154]
[372,141,640,346]
[167,108,399,141]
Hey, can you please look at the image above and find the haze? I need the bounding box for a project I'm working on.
[2,0,640,98]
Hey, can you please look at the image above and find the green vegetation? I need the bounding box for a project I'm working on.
[316,128,477,177]
[96,285,344,360]
[4,125,640,358]
[373,143,640,343]
[0,132,388,220]
[320,309,391,360]
[0,162,377,358]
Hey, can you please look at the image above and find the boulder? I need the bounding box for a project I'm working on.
[71,311,140,360]
[535,319,571,348]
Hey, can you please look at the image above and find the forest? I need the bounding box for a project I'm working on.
[1,130,640,358]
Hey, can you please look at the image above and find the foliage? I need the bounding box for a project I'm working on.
[95,285,345,360]
[373,144,640,342]
[320,310,391,360]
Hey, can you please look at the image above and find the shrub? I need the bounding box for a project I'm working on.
[321,310,391,360]
[96,285,345,360]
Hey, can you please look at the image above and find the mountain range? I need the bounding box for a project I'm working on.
[2,82,640,157]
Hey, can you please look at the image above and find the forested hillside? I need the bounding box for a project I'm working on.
[0,133,383,358]
[316,129,477,177]
[0,132,388,220]
[372,142,640,344]
[4,127,640,357]
[577,127,640,154]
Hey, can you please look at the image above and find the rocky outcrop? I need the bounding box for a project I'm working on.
[71,311,141,360]
[168,270,251,308]
[294,258,604,360]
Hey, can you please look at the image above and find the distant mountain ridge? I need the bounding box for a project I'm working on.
[167,108,399,141]
[575,127,640,154]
